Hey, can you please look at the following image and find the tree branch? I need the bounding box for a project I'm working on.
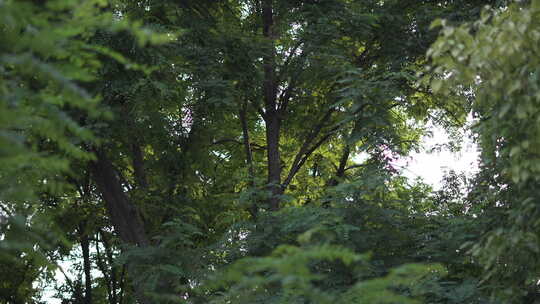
[282,130,337,191]
[277,50,309,114]
[239,101,258,219]
[131,143,148,189]
[281,108,336,190]
[212,138,266,150]
[249,99,267,120]
[278,40,304,81]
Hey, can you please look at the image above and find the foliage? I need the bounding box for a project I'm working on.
[0,0,172,302]
[2,0,538,303]
[427,0,540,301]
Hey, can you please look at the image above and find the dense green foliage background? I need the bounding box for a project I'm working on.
[1,0,539,303]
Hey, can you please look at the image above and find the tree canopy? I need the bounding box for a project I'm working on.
[1,0,539,303]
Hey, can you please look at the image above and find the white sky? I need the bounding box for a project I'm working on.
[398,125,479,189]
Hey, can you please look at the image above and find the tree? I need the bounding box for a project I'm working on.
[427,0,540,301]
[2,0,531,303]
[0,0,170,302]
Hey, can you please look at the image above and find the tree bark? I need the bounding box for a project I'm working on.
[90,149,151,304]
[79,224,92,304]
[91,150,149,247]
[264,113,281,211]
[262,0,281,211]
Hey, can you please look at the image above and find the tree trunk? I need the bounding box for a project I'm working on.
[265,113,282,211]
[90,149,151,304]
[262,0,281,211]
[91,150,149,247]
[79,224,92,304]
